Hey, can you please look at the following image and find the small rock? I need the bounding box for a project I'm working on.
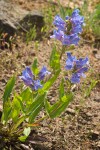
[71,84,77,92]
[66,108,75,115]
[86,112,92,117]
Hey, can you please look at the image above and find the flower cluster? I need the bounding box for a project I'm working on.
[20,66,51,90]
[65,52,89,83]
[50,9,84,46]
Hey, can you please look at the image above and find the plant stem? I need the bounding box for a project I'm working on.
[34,115,48,124]
[60,45,67,59]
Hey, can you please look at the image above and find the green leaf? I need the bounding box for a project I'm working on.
[11,96,24,123]
[50,46,60,71]
[16,96,25,113]
[84,79,98,97]
[59,78,64,99]
[58,2,66,19]
[27,93,45,113]
[3,76,15,106]
[29,102,44,123]
[11,109,19,123]
[20,88,36,110]
[45,92,73,118]
[21,87,33,102]
[1,101,12,123]
[19,136,27,142]
[28,93,46,123]
[32,58,39,75]
[23,127,31,137]
[39,70,60,93]
[12,96,21,110]
[11,116,26,132]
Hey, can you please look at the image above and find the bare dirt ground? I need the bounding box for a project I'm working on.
[0,0,100,149]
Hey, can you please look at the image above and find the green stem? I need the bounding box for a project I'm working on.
[34,115,48,124]
[60,45,68,59]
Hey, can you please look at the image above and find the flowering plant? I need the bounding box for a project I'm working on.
[0,9,89,149]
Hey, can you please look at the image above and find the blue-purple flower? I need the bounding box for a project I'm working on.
[51,9,84,46]
[65,52,89,83]
[20,66,51,90]
[50,30,64,41]
[71,9,84,27]
[39,66,51,80]
[33,80,43,90]
[53,15,66,31]
[19,67,34,87]
[62,33,80,46]
[65,52,77,70]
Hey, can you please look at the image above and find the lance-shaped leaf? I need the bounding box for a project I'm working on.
[20,87,33,102]
[28,92,46,123]
[16,95,25,113]
[50,46,60,71]
[3,76,15,106]
[20,87,36,110]
[11,95,25,123]
[45,92,73,118]
[11,116,26,132]
[32,58,39,75]
[19,136,27,142]
[1,101,12,123]
[59,78,65,99]
[58,1,66,19]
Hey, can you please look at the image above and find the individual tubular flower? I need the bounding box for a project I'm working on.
[20,66,51,90]
[62,33,80,46]
[65,52,89,83]
[33,80,43,90]
[53,15,66,31]
[39,66,51,80]
[71,25,82,35]
[20,66,42,90]
[71,67,88,83]
[70,9,84,27]
[51,9,84,46]
[65,9,84,34]
[50,30,64,41]
[71,73,80,83]
[19,67,34,87]
[75,57,89,69]
[65,52,77,70]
